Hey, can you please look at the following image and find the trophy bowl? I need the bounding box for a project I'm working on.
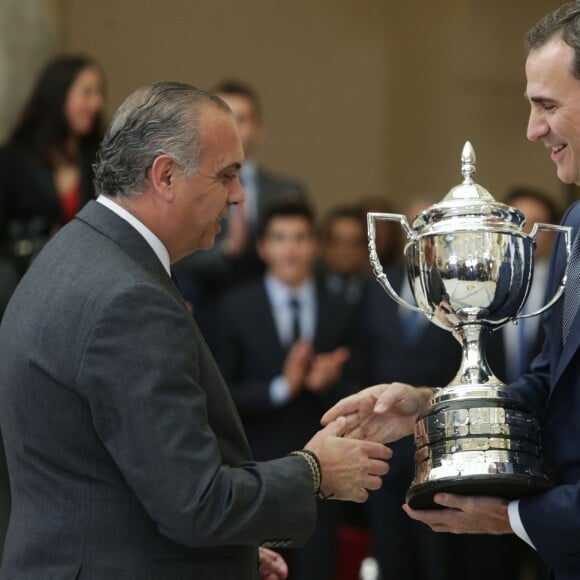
[368,142,572,509]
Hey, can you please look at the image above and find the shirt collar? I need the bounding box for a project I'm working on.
[96,195,171,275]
[264,273,315,306]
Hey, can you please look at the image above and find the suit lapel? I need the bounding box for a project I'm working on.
[550,204,580,391]
[554,305,580,386]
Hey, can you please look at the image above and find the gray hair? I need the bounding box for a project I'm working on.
[93,82,231,197]
[526,1,580,79]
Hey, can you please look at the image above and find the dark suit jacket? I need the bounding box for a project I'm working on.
[510,201,580,579]
[0,201,316,579]
[212,279,357,461]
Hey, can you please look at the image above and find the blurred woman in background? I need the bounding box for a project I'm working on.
[0,54,105,278]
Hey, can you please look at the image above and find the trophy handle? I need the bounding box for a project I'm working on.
[514,223,572,321]
[367,212,423,313]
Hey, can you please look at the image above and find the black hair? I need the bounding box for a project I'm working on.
[526,1,580,79]
[9,54,105,165]
[321,205,366,240]
[257,198,316,239]
[504,186,561,224]
[212,79,262,120]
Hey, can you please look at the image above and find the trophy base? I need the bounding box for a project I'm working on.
[406,473,553,510]
[407,395,554,510]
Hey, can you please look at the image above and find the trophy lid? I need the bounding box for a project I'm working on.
[412,141,526,234]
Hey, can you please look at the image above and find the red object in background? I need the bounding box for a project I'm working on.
[334,525,372,580]
[60,181,81,223]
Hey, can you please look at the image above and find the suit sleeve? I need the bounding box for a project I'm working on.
[77,281,316,548]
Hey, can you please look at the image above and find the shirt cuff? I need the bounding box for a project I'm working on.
[270,376,291,406]
[508,500,535,550]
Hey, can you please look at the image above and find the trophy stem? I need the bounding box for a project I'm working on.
[450,323,502,387]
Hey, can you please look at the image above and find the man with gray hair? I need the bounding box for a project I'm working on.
[322,3,580,579]
[0,82,391,579]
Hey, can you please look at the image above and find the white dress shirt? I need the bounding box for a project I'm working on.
[263,274,317,406]
[96,195,171,275]
[238,161,259,226]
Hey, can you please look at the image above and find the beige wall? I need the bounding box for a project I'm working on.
[62,0,572,215]
[0,0,62,141]
[384,0,566,207]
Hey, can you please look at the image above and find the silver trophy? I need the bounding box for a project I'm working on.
[368,142,572,509]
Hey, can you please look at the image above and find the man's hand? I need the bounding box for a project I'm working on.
[304,417,392,502]
[259,547,288,580]
[283,340,313,397]
[305,347,350,392]
[320,383,432,443]
[403,493,512,534]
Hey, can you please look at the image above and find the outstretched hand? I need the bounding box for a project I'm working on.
[320,383,433,444]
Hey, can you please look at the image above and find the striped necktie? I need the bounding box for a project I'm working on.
[562,232,580,344]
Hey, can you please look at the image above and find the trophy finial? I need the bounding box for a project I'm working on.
[461,141,476,184]
[442,140,493,201]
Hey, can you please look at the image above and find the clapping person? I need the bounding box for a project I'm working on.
[213,199,357,580]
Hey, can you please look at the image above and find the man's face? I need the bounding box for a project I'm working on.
[216,93,264,158]
[258,217,317,287]
[322,217,367,277]
[526,37,580,185]
[171,107,245,258]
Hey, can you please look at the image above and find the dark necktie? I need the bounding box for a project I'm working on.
[170,270,183,295]
[289,296,301,345]
[563,232,580,344]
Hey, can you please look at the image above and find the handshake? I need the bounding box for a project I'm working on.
[302,383,433,503]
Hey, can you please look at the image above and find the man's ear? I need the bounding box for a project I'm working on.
[149,155,178,202]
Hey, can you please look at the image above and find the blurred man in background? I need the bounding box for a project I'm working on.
[317,205,370,306]
[213,199,357,580]
[173,80,308,334]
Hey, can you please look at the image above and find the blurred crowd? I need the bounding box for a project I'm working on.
[0,57,566,580]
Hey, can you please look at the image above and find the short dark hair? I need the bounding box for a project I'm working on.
[10,54,105,165]
[212,79,262,120]
[257,199,316,239]
[321,205,366,241]
[526,1,580,78]
[504,186,561,224]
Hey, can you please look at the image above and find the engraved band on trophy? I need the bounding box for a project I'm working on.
[367,142,572,509]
